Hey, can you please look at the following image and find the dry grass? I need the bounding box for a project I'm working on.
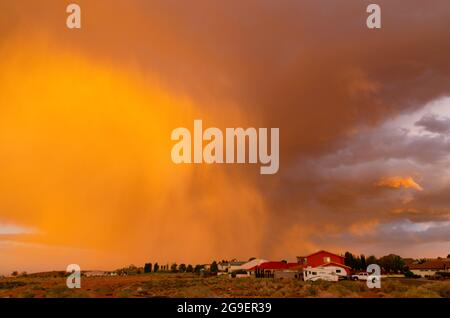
[0,273,448,298]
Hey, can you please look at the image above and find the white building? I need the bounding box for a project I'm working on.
[229,259,269,275]
[409,259,450,277]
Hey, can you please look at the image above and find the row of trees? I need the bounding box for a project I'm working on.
[9,271,28,277]
[137,252,450,275]
[142,261,220,274]
[344,252,405,273]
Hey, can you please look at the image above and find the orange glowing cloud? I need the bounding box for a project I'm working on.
[0,39,271,273]
[375,176,424,191]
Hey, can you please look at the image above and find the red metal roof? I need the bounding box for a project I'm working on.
[288,262,351,271]
[409,259,450,270]
[301,250,344,260]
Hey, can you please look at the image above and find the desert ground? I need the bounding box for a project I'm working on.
[0,273,449,298]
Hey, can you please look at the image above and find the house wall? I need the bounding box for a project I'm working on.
[306,251,344,267]
[229,265,243,272]
[274,271,301,279]
[84,271,107,277]
[411,269,438,277]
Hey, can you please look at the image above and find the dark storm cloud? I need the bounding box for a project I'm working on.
[416,114,450,135]
[312,125,450,166]
[311,219,450,247]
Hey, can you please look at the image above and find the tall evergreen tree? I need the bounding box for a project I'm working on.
[344,252,355,268]
[210,261,219,273]
[360,255,366,270]
[144,263,152,273]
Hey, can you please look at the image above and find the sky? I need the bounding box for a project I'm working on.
[0,0,449,274]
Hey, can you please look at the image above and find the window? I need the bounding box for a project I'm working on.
[312,272,317,275]
[323,257,331,263]
[336,269,341,273]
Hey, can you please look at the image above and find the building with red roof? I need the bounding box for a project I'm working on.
[296,250,351,274]
[246,250,352,279]
[409,258,450,277]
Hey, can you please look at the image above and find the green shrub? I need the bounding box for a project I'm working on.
[404,270,421,279]
[436,271,450,279]
[0,281,26,289]
[231,269,248,276]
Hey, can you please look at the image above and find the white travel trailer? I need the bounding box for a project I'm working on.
[303,266,346,282]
